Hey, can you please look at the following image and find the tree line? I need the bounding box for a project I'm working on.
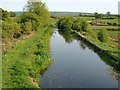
[57,17,107,42]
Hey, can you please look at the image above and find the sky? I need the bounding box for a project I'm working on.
[0,0,119,14]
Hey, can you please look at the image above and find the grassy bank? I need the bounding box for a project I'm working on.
[77,28,119,60]
[2,27,52,88]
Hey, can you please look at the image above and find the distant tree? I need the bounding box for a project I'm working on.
[106,11,111,17]
[79,13,83,16]
[94,12,98,17]
[9,11,16,17]
[95,13,103,19]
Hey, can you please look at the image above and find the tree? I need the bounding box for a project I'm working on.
[79,13,83,16]
[9,11,16,17]
[95,14,103,19]
[23,1,51,26]
[94,12,98,17]
[106,11,111,17]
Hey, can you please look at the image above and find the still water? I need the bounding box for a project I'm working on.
[39,29,118,88]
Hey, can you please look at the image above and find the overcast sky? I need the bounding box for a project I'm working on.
[0,0,119,14]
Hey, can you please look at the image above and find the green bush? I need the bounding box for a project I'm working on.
[97,29,107,42]
[58,17,73,30]
[80,20,89,32]
[2,21,21,38]
[21,22,32,34]
[72,18,81,31]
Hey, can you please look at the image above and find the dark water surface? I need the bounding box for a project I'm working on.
[39,29,118,88]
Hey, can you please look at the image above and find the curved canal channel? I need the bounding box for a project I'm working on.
[39,29,119,88]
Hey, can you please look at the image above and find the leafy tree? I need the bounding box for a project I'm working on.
[106,11,111,17]
[23,1,51,27]
[9,11,16,17]
[94,12,103,19]
[79,13,83,16]
[58,17,73,30]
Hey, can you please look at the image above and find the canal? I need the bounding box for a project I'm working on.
[39,29,118,88]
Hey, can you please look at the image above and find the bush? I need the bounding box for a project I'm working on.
[72,18,81,31]
[21,22,32,34]
[80,20,89,32]
[58,17,73,30]
[2,21,21,38]
[97,29,107,42]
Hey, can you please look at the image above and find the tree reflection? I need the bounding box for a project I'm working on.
[58,30,74,44]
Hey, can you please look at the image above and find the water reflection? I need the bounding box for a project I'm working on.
[59,29,120,80]
[39,29,119,88]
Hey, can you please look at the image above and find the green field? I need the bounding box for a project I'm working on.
[79,27,119,59]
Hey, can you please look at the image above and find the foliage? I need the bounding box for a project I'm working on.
[106,12,111,17]
[21,22,32,34]
[2,28,52,88]
[58,17,90,32]
[2,21,21,38]
[23,1,51,27]
[80,20,89,32]
[58,17,73,30]
[0,8,9,21]
[97,29,107,42]
[9,11,16,17]
[72,18,81,31]
[95,13,103,19]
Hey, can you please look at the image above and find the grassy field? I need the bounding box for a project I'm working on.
[78,27,120,60]
[79,16,118,24]
[2,27,52,88]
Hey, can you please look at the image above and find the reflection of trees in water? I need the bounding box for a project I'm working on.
[58,30,74,44]
[59,30,120,80]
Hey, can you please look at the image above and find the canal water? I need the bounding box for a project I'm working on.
[39,29,118,88]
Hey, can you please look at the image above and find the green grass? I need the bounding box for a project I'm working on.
[79,16,95,21]
[2,27,52,88]
[79,16,118,24]
[80,28,120,60]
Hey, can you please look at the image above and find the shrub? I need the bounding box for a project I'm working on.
[80,20,89,32]
[21,22,32,34]
[58,17,73,31]
[72,18,81,31]
[97,29,107,42]
[2,21,21,38]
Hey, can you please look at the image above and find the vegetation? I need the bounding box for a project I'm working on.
[97,29,107,42]
[58,17,90,32]
[94,13,103,19]
[9,11,16,17]
[2,0,52,88]
[0,8,9,21]
[2,28,52,88]
[57,16,120,69]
